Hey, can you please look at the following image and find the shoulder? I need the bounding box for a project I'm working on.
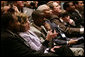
[1,30,14,40]
[19,31,30,38]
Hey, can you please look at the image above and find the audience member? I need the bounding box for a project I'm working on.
[1,1,84,56]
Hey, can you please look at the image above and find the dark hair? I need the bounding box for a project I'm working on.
[73,1,78,5]
[38,1,49,6]
[32,10,45,20]
[30,2,35,6]
[32,10,45,26]
[63,1,73,10]
[63,2,70,10]
[60,12,69,18]
[7,8,15,13]
[1,12,14,29]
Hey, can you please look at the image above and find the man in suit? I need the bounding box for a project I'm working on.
[73,1,84,17]
[63,1,84,27]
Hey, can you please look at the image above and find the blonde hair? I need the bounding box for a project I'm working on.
[15,13,29,24]
[37,4,50,11]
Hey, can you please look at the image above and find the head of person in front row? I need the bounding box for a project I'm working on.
[32,10,46,27]
[37,4,53,19]
[73,1,84,12]
[1,12,21,32]
[47,2,62,16]
[63,1,76,12]
[32,10,52,31]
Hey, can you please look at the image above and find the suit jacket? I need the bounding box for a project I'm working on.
[1,29,57,56]
[48,15,83,37]
[67,10,84,27]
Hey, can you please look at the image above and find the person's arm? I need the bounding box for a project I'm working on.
[3,31,57,56]
[53,19,84,35]
[67,39,78,45]
[54,38,78,45]
[54,39,67,45]
[1,31,43,56]
[42,30,58,47]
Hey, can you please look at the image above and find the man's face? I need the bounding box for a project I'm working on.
[69,2,75,11]
[53,2,62,13]
[78,1,84,7]
[77,1,84,10]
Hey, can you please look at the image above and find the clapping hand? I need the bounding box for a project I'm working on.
[46,30,58,41]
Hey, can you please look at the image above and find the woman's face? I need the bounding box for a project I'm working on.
[20,18,30,32]
[53,2,62,13]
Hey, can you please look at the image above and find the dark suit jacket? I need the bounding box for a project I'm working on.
[67,10,84,27]
[1,29,57,56]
